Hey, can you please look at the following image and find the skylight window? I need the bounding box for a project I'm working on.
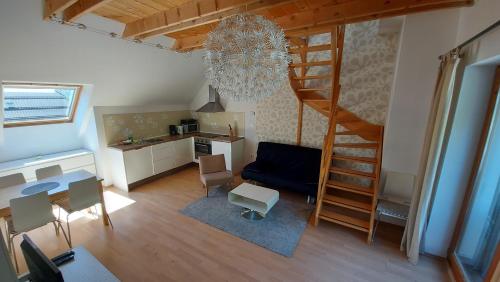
[2,83,81,127]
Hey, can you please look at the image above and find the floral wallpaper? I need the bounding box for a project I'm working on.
[256,20,399,149]
[256,83,328,148]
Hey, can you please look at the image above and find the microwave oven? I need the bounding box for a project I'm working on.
[180,119,199,133]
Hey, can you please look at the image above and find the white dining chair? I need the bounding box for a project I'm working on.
[0,173,27,248]
[6,191,70,272]
[0,173,26,189]
[55,177,113,248]
[35,165,63,180]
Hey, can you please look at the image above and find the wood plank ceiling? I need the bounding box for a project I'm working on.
[44,0,473,52]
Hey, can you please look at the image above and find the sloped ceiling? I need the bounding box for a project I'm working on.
[0,0,206,107]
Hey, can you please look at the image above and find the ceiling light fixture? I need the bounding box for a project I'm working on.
[204,14,290,102]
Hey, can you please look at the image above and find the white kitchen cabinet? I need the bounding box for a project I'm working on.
[152,138,193,174]
[174,138,194,167]
[211,139,244,175]
[108,137,195,191]
[152,141,176,174]
[108,146,154,191]
[123,147,154,184]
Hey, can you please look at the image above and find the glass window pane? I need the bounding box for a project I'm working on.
[455,97,500,282]
[2,84,79,125]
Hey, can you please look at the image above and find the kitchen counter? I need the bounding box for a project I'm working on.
[108,133,244,151]
[212,136,245,143]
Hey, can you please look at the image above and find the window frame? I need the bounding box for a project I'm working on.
[2,82,82,128]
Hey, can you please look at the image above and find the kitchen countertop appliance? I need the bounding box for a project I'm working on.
[194,133,220,160]
[169,125,178,135]
[176,125,184,135]
[180,119,199,133]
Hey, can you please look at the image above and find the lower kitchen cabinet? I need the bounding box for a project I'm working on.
[124,146,155,184]
[152,138,193,174]
[211,139,244,175]
[108,137,194,191]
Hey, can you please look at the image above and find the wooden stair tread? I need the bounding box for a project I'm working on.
[330,167,376,179]
[297,88,331,92]
[303,99,330,104]
[290,60,332,67]
[292,75,331,80]
[289,44,332,54]
[303,99,331,116]
[334,143,378,148]
[336,116,359,122]
[326,180,374,196]
[332,155,377,164]
[319,209,370,232]
[336,130,374,136]
[322,194,371,213]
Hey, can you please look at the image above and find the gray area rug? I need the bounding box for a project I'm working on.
[180,187,313,257]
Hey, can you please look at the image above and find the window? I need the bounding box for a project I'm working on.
[2,83,81,127]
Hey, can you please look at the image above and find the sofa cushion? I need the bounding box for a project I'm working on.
[200,171,233,187]
[255,142,321,181]
[241,168,317,196]
[242,142,321,196]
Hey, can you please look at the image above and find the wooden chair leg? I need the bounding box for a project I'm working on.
[205,184,208,197]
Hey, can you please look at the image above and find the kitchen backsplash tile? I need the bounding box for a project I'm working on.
[103,111,192,144]
[192,112,245,136]
[103,110,245,145]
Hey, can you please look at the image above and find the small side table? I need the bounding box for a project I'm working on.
[228,183,279,220]
[372,200,410,241]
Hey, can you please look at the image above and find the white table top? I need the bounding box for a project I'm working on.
[229,183,279,202]
[59,246,119,282]
[0,170,99,217]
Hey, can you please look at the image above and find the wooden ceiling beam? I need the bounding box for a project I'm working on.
[123,0,297,39]
[43,0,79,20]
[172,34,208,52]
[63,0,113,22]
[274,0,472,33]
[164,0,472,52]
[288,37,307,47]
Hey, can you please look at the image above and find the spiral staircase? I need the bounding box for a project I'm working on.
[288,25,384,242]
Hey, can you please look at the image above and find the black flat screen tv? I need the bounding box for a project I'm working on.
[20,234,64,282]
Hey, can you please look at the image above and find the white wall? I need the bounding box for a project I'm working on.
[0,0,204,163]
[382,9,460,177]
[456,0,500,45]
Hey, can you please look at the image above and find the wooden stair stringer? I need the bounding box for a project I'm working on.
[287,25,386,243]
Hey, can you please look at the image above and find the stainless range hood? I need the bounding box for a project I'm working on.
[196,85,225,113]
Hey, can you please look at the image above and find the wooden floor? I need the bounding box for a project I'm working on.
[4,166,450,282]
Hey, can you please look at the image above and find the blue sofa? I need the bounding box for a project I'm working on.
[241,142,322,197]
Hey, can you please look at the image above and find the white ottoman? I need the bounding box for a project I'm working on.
[228,183,279,220]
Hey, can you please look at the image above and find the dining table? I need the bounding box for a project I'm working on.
[0,170,109,226]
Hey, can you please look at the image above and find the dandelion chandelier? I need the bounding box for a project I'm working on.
[204,14,291,102]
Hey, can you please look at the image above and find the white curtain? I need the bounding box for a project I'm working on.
[401,54,462,265]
